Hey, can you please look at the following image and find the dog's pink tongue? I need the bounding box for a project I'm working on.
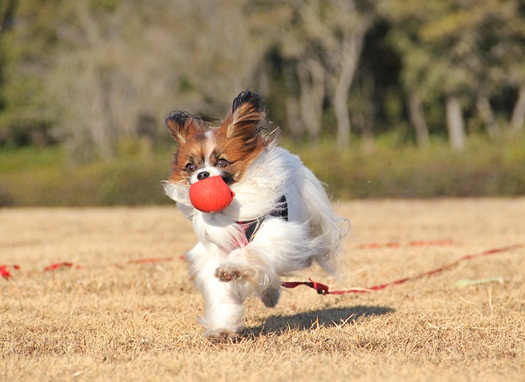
[189,176,235,213]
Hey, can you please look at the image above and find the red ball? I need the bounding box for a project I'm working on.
[189,176,235,213]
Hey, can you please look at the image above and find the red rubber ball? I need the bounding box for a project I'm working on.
[189,176,235,213]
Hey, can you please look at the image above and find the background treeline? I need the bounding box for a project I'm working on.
[1,0,525,205]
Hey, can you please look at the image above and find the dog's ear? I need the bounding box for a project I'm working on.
[220,90,265,139]
[165,111,204,144]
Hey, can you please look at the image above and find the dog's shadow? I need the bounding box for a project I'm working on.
[241,305,394,337]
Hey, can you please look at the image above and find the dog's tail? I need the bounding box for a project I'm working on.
[297,165,350,273]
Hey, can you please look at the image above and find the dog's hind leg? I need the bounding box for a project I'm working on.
[261,286,280,308]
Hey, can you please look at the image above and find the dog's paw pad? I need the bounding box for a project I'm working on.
[215,262,254,282]
[215,267,242,282]
[205,329,236,342]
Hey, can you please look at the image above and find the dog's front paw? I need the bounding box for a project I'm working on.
[205,328,236,342]
[215,262,254,282]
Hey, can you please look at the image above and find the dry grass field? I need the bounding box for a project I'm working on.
[1,199,524,381]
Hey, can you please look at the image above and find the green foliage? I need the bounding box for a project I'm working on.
[1,0,525,166]
[286,135,525,199]
[0,146,172,206]
[1,136,525,207]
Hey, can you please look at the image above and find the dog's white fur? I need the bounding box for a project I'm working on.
[164,142,347,340]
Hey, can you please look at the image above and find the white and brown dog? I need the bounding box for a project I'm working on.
[164,90,347,340]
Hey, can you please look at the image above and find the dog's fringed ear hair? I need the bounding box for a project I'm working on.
[165,111,204,144]
[221,90,266,140]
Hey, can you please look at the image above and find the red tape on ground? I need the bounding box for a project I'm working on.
[4,241,522,295]
[41,257,177,272]
[282,244,524,295]
[354,240,458,250]
[4,239,456,281]
[44,262,82,272]
[0,265,20,280]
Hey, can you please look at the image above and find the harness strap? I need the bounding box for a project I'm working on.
[237,195,288,242]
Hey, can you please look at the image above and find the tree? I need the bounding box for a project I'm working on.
[275,1,326,143]
[511,86,525,134]
[0,0,17,114]
[275,0,374,146]
[385,0,525,150]
[321,0,373,147]
[385,24,436,148]
[45,0,276,161]
[383,1,471,150]
[0,0,64,146]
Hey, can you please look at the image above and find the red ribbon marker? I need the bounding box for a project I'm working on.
[44,262,82,272]
[282,244,524,295]
[3,241,523,296]
[0,264,21,280]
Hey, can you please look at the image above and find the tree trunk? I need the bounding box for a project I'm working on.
[332,23,367,148]
[0,0,17,34]
[510,84,525,134]
[285,94,303,144]
[93,67,117,160]
[298,58,325,143]
[476,94,499,138]
[408,92,429,149]
[283,67,304,144]
[445,95,465,152]
[333,75,352,148]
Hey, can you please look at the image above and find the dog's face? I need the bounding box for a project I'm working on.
[166,91,275,186]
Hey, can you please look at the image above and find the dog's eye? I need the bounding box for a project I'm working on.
[217,158,229,168]
[185,163,196,172]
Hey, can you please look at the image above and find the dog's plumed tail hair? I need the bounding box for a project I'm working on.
[296,165,349,273]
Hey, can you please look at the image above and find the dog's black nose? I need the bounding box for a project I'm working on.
[197,171,210,181]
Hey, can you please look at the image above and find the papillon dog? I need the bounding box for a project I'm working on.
[163,90,348,340]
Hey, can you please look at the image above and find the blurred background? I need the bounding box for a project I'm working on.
[1,0,525,206]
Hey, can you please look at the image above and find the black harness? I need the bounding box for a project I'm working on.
[237,195,288,242]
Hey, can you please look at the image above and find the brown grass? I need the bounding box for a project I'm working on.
[1,199,524,381]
